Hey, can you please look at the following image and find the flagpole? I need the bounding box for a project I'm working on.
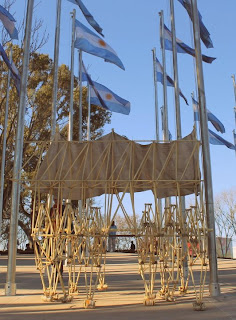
[159,10,170,209]
[0,47,12,235]
[152,48,159,141]
[78,50,83,219]
[169,0,188,282]
[170,0,181,140]
[87,81,91,141]
[191,0,220,297]
[231,75,236,129]
[231,75,236,156]
[51,0,62,139]
[69,9,76,142]
[159,11,169,141]
[152,47,162,220]
[5,0,34,296]
[78,50,83,141]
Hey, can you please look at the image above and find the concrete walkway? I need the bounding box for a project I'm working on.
[0,253,235,320]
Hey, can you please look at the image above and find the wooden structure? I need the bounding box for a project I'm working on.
[28,128,208,309]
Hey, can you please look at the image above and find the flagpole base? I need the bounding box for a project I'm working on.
[209,283,220,297]
[5,282,16,296]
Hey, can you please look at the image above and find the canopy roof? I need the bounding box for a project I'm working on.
[31,129,200,200]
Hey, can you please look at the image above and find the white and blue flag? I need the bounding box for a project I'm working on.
[67,0,103,36]
[177,0,213,49]
[0,5,18,40]
[90,81,130,115]
[156,57,188,105]
[163,24,215,64]
[208,129,235,150]
[74,20,125,70]
[192,98,225,133]
[82,61,130,115]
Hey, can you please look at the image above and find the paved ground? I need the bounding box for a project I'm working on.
[0,253,236,320]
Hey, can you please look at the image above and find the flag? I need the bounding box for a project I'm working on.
[156,57,188,105]
[208,129,235,150]
[90,81,130,115]
[0,43,20,94]
[80,63,89,82]
[0,5,18,40]
[82,61,108,110]
[67,0,103,36]
[74,20,124,70]
[163,24,215,64]
[177,0,213,49]
[82,61,130,114]
[192,98,225,133]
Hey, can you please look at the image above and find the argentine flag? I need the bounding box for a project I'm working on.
[0,5,18,40]
[208,129,235,150]
[156,57,188,105]
[177,0,213,49]
[90,81,130,115]
[74,20,125,70]
[163,25,215,64]
[192,98,225,133]
[67,0,103,36]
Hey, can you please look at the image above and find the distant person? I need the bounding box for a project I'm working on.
[108,221,117,252]
[130,241,135,253]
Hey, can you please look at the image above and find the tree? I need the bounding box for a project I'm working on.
[214,188,236,257]
[0,6,111,248]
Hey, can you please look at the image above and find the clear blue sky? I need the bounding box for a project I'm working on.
[11,0,236,196]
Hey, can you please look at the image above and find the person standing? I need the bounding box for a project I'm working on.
[108,221,117,252]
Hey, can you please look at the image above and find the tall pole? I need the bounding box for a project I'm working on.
[159,11,169,141]
[152,48,162,219]
[51,0,62,139]
[191,0,220,296]
[170,0,181,140]
[169,0,188,281]
[5,0,34,296]
[152,48,159,141]
[69,9,76,142]
[231,75,236,155]
[78,50,83,141]
[0,48,12,234]
[87,82,91,141]
[231,75,236,128]
[159,11,170,208]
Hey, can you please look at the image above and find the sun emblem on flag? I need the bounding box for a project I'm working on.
[105,93,112,100]
[98,39,106,47]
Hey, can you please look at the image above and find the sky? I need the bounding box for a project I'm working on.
[10,0,236,198]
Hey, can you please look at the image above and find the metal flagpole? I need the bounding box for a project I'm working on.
[231,75,236,155]
[231,75,236,128]
[87,81,91,141]
[169,0,188,281]
[51,0,62,139]
[78,50,83,219]
[170,0,181,140]
[152,47,162,219]
[191,0,220,296]
[0,47,12,235]
[78,50,83,141]
[5,0,34,296]
[152,48,159,141]
[159,11,169,141]
[191,92,198,129]
[69,9,76,142]
[159,10,170,208]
